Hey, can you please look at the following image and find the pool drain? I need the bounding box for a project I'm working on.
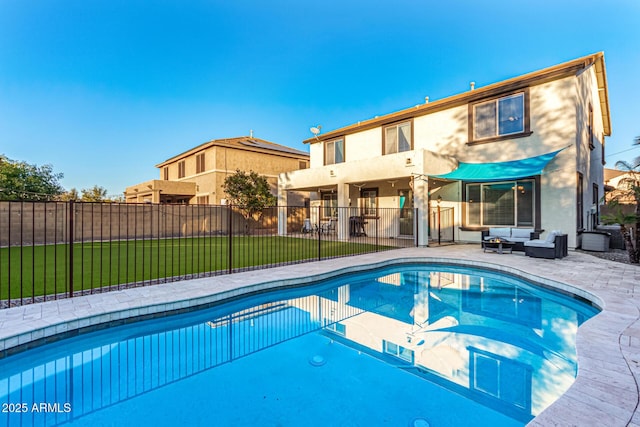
[410,417,430,427]
[309,355,326,366]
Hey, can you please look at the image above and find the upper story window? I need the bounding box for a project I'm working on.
[471,91,528,143]
[384,121,412,154]
[196,153,205,174]
[163,167,169,180]
[325,139,344,165]
[178,161,186,179]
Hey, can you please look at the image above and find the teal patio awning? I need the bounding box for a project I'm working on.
[430,148,566,182]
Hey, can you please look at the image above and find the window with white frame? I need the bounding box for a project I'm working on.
[473,92,525,140]
[325,321,346,335]
[466,180,534,227]
[470,348,531,411]
[384,121,412,154]
[383,340,414,363]
[325,139,344,165]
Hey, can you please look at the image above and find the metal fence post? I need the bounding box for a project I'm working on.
[317,205,321,262]
[415,207,419,247]
[437,203,441,246]
[68,200,74,298]
[228,204,233,274]
[375,215,379,252]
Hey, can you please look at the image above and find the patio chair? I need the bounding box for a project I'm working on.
[301,218,317,234]
[524,231,568,259]
[320,218,337,234]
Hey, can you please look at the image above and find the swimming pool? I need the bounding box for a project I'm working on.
[0,263,599,426]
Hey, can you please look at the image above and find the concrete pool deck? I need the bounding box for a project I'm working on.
[0,244,639,426]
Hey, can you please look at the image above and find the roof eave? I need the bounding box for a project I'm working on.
[593,53,612,136]
[155,137,309,168]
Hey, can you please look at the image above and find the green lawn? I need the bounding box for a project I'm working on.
[0,235,387,300]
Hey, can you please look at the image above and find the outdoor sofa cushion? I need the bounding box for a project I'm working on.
[524,230,561,248]
[483,227,535,242]
[485,227,511,239]
[523,240,555,249]
[482,227,538,252]
[510,228,533,242]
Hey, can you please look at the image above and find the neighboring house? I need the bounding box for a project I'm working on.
[125,136,310,205]
[604,168,639,203]
[278,52,611,249]
[602,168,639,230]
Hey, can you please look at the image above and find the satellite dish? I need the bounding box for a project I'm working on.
[310,125,321,139]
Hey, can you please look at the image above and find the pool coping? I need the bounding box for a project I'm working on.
[0,246,638,426]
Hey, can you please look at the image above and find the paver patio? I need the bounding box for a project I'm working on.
[1,244,639,426]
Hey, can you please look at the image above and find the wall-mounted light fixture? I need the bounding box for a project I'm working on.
[353,183,367,193]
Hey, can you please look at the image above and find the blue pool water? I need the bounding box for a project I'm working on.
[0,263,599,427]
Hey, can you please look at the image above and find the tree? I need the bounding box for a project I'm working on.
[0,155,64,201]
[59,188,79,201]
[222,170,277,232]
[60,186,122,202]
[81,185,108,202]
[601,137,640,263]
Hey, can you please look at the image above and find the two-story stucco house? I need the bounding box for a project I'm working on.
[278,53,611,249]
[125,136,310,205]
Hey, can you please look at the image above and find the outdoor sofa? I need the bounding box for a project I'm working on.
[524,231,568,259]
[481,227,540,252]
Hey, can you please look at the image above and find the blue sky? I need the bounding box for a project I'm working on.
[1,0,639,197]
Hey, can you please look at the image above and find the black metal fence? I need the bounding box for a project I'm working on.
[429,206,455,244]
[0,201,417,308]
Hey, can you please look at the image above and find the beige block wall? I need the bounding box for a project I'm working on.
[0,202,264,247]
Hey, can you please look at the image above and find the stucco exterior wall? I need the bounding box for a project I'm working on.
[344,128,383,161]
[309,141,325,168]
[575,66,606,231]
[531,77,579,247]
[414,105,468,154]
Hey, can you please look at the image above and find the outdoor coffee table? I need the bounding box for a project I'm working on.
[483,238,515,254]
